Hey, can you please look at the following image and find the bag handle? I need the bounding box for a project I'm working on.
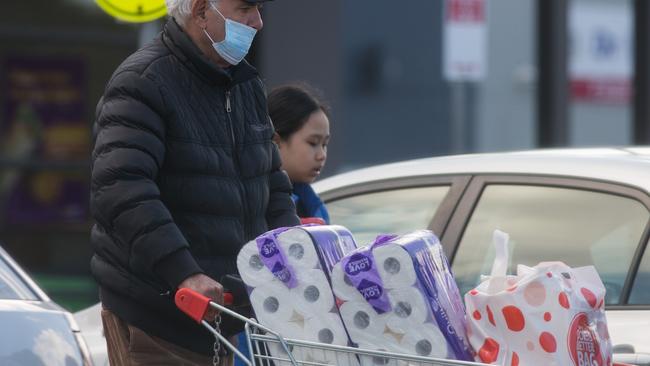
[490,229,510,278]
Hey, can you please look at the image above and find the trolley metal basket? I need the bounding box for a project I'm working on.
[175,288,490,366]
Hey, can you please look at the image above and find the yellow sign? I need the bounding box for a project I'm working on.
[96,0,168,23]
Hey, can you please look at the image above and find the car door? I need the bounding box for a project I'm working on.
[441,175,650,360]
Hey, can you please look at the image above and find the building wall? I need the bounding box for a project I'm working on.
[261,0,450,175]
[262,0,634,175]
[259,0,344,175]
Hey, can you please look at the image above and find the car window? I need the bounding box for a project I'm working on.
[327,185,450,246]
[0,256,38,300]
[629,241,650,305]
[452,185,649,305]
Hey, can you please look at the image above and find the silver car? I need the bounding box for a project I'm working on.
[316,147,650,365]
[0,244,93,366]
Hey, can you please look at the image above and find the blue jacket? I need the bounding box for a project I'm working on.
[291,183,330,224]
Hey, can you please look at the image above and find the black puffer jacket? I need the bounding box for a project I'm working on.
[90,19,299,355]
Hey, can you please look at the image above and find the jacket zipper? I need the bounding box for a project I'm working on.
[225,90,250,240]
[225,90,235,143]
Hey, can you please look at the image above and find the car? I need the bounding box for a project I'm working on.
[74,303,107,366]
[77,148,650,365]
[316,147,650,365]
[0,243,93,366]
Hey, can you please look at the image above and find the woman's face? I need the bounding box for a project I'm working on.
[276,109,330,184]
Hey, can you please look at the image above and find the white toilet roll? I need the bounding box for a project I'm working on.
[357,343,399,366]
[401,326,448,359]
[261,321,303,366]
[277,228,320,271]
[250,282,294,328]
[386,287,429,332]
[304,313,348,345]
[303,314,360,366]
[266,339,307,366]
[373,244,417,289]
[237,240,277,287]
[339,300,388,344]
[294,269,335,315]
[331,263,363,302]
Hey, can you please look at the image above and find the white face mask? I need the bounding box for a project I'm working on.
[203,4,257,65]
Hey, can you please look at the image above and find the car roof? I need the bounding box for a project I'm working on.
[314,147,650,194]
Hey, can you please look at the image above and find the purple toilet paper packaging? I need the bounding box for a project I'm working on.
[244,224,359,289]
[339,234,396,314]
[236,224,362,363]
[333,230,473,361]
[300,224,359,275]
[392,230,473,361]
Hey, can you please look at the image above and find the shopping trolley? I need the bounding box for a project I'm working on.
[175,288,491,366]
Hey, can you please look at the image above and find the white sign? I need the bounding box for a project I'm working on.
[569,1,632,103]
[443,0,488,82]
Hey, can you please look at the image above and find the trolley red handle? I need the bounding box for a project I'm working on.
[175,288,233,323]
[300,217,326,225]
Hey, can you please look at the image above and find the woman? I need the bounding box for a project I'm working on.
[268,84,331,224]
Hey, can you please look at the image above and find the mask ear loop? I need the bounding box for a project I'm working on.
[210,3,227,21]
[203,28,217,43]
[203,2,226,44]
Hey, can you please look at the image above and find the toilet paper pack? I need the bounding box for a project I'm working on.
[333,230,473,361]
[237,225,360,364]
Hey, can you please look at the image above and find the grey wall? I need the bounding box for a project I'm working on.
[475,0,537,152]
[261,0,450,176]
[259,0,344,177]
[339,0,450,171]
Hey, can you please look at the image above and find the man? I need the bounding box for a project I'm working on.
[90,0,299,364]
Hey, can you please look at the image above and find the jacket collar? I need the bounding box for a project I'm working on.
[162,18,258,87]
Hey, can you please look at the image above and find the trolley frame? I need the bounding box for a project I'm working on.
[175,288,490,366]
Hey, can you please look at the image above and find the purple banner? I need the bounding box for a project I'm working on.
[255,227,298,288]
[399,231,474,361]
[340,239,392,314]
[1,57,89,225]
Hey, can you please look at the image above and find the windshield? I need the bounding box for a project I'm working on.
[0,255,38,300]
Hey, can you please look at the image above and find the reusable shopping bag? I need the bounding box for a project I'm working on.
[464,231,613,365]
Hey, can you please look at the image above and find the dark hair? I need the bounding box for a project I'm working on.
[268,83,330,140]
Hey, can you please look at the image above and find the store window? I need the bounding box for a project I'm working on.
[0,1,142,310]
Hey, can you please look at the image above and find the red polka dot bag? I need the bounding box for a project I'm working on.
[464,231,613,365]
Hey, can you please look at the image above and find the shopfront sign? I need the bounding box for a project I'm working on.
[96,0,167,23]
[443,0,488,82]
[569,1,632,104]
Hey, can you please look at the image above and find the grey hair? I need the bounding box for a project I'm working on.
[165,0,218,26]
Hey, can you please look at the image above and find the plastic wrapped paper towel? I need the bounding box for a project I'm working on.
[237,225,360,365]
[332,231,473,361]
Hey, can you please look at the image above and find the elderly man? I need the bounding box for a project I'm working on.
[90,0,299,364]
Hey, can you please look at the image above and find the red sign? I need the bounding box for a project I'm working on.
[447,0,485,23]
[570,78,631,105]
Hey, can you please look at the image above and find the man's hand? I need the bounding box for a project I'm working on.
[178,273,224,320]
